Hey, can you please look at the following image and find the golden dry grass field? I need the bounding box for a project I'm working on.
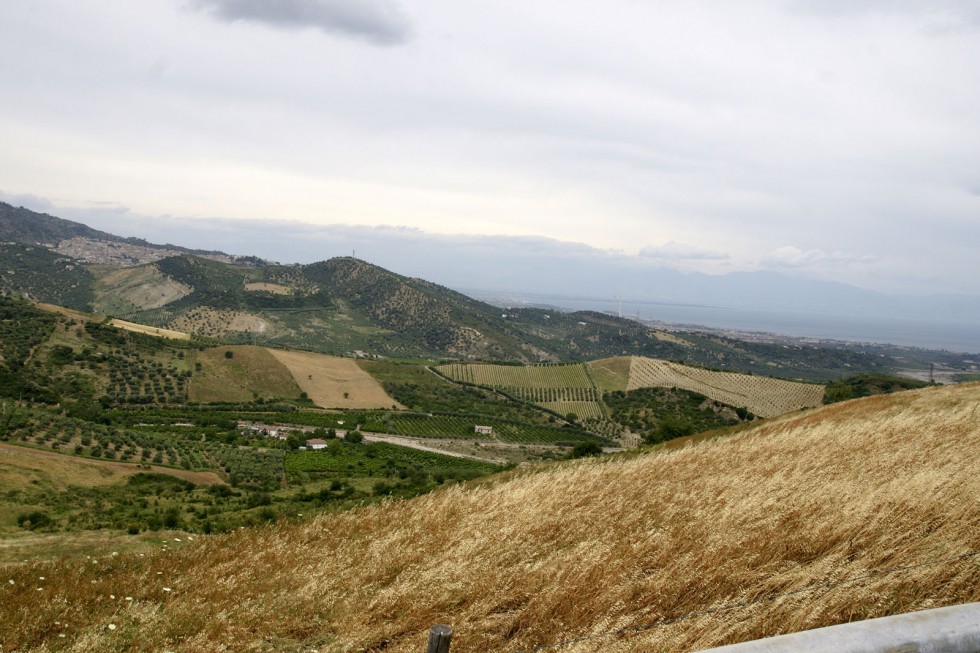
[108,319,191,341]
[1,383,978,652]
[243,282,292,295]
[267,349,403,410]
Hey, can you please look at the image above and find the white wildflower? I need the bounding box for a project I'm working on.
[108,624,116,631]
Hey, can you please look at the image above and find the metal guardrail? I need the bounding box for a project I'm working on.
[694,602,980,653]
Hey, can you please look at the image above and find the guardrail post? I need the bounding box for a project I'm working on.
[426,624,453,653]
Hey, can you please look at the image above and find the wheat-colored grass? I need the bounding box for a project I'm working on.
[268,349,403,410]
[2,384,977,652]
[108,319,190,341]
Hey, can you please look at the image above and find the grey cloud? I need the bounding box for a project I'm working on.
[188,0,411,45]
[762,246,875,269]
[793,0,980,28]
[639,242,729,262]
[0,190,56,212]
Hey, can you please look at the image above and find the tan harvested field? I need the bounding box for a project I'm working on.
[628,356,825,417]
[34,303,94,321]
[188,345,303,403]
[3,383,977,652]
[109,319,190,341]
[244,282,292,295]
[268,349,402,409]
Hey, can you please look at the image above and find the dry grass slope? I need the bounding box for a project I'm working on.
[108,319,190,341]
[1,384,978,652]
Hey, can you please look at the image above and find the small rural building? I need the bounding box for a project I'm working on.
[474,425,493,435]
[306,439,328,450]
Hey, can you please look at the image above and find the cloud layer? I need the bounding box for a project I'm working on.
[189,0,410,44]
[0,0,978,297]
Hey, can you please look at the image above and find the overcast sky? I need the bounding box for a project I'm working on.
[2,0,979,296]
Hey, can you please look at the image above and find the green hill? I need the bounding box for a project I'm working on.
[1,203,966,380]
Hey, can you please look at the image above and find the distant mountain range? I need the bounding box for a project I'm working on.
[0,201,975,378]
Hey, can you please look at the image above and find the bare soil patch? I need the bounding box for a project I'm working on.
[170,308,268,338]
[267,349,403,409]
[94,266,192,311]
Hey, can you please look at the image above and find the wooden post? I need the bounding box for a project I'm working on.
[426,624,453,653]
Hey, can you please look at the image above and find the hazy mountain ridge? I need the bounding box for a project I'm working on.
[0,201,248,266]
[1,203,973,379]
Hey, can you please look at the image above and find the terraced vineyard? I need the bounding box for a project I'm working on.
[436,362,606,425]
[627,357,825,417]
[537,401,604,421]
[438,362,592,388]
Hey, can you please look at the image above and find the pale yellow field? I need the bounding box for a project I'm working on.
[244,282,292,295]
[108,319,190,341]
[2,383,976,652]
[627,356,825,417]
[267,349,403,409]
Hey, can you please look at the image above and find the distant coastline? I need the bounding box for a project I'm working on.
[472,292,980,355]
